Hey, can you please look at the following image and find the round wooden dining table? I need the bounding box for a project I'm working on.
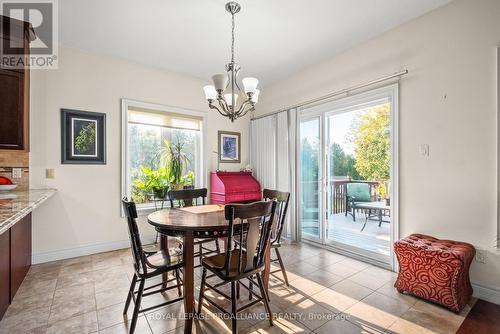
[147,204,272,334]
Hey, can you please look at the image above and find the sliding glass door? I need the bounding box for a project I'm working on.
[298,84,398,266]
[299,117,322,242]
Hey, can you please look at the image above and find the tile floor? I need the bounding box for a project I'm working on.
[0,242,475,334]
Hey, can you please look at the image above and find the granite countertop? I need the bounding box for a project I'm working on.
[0,188,56,235]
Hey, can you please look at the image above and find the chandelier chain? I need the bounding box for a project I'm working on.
[231,12,235,64]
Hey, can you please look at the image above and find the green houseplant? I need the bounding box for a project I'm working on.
[135,167,168,199]
[158,139,191,190]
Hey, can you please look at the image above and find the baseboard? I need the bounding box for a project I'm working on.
[472,283,500,305]
[32,237,156,264]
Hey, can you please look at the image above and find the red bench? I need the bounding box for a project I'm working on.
[394,234,475,313]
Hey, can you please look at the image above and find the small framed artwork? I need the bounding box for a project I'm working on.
[61,109,106,164]
[218,131,241,163]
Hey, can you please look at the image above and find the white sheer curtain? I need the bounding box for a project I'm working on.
[250,109,297,240]
[250,115,276,189]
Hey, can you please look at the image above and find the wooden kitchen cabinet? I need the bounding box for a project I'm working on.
[0,68,25,150]
[0,15,33,151]
[0,213,32,320]
[9,213,31,297]
[0,231,9,320]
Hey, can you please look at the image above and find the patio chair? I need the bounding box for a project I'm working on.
[344,183,372,222]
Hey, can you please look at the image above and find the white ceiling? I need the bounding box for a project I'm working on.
[59,0,451,86]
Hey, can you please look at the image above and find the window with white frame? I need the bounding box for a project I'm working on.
[122,101,205,209]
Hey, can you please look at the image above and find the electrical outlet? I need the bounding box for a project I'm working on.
[475,250,487,264]
[12,168,22,179]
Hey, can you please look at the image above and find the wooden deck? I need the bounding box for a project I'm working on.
[302,212,390,257]
[328,213,390,257]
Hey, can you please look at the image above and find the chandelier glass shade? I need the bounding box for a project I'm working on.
[203,2,259,122]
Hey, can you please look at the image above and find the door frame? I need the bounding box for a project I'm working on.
[297,114,324,244]
[297,83,399,269]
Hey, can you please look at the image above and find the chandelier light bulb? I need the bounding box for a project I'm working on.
[212,74,228,91]
[203,85,217,100]
[242,77,259,94]
[224,93,239,106]
[252,89,260,103]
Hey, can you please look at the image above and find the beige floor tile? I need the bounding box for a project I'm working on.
[386,317,439,334]
[93,256,126,271]
[98,316,151,334]
[283,298,332,331]
[15,278,57,299]
[94,273,131,294]
[398,307,462,334]
[329,279,374,301]
[288,277,326,296]
[316,250,347,262]
[412,299,471,321]
[49,294,97,324]
[338,258,371,271]
[5,290,54,316]
[315,317,383,334]
[167,319,257,334]
[344,301,398,330]
[95,287,131,310]
[145,302,185,334]
[96,302,135,330]
[52,282,95,304]
[56,271,96,290]
[361,265,397,280]
[59,261,95,277]
[269,265,301,283]
[27,261,63,280]
[359,292,412,317]
[303,269,344,288]
[323,263,361,278]
[45,311,98,334]
[0,306,51,334]
[59,256,92,267]
[376,282,418,307]
[268,286,310,310]
[347,271,390,290]
[285,262,319,277]
[310,287,359,313]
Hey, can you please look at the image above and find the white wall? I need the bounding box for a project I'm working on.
[30,47,250,261]
[256,0,500,294]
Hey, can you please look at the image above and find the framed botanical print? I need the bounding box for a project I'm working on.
[61,109,106,164]
[218,131,240,163]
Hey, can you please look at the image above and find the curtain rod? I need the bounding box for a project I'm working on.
[251,69,409,121]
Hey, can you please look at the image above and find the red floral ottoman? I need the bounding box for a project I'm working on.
[394,234,475,313]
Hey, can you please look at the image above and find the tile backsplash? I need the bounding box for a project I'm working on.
[0,150,29,191]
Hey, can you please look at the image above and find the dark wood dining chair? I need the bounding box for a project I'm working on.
[121,198,184,334]
[198,201,277,334]
[264,189,291,287]
[168,188,220,266]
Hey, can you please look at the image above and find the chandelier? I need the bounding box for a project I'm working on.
[203,2,259,122]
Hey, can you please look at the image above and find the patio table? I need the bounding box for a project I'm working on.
[355,201,390,232]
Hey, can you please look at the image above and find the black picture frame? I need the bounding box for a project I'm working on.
[218,130,241,163]
[61,109,106,164]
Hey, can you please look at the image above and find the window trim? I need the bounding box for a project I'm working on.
[120,99,208,216]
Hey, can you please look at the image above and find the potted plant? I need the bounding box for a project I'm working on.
[135,167,169,199]
[183,171,195,189]
[158,139,191,190]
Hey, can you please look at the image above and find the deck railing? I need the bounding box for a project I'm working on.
[330,179,379,214]
[300,179,381,216]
